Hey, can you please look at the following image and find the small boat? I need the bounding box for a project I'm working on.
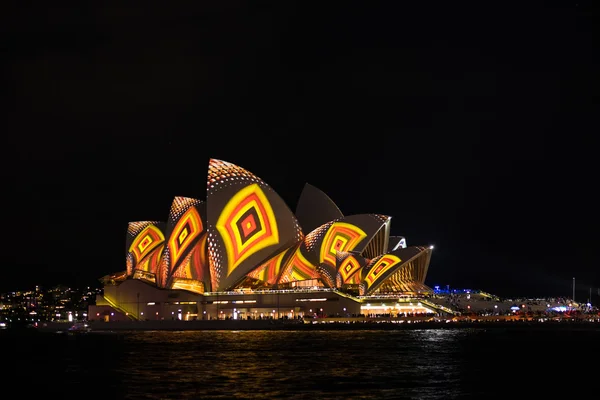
[67,322,91,334]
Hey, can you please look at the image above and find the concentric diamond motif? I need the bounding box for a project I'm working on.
[320,222,367,267]
[364,254,401,288]
[129,225,165,262]
[339,255,362,283]
[169,206,203,266]
[216,183,279,277]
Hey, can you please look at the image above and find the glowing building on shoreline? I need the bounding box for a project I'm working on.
[90,159,437,321]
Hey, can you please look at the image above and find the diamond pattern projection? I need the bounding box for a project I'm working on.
[207,159,303,291]
[345,270,362,285]
[335,251,367,287]
[120,158,434,296]
[136,244,164,275]
[128,223,163,262]
[338,255,363,284]
[279,244,319,283]
[169,206,203,267]
[363,254,402,289]
[303,214,388,268]
[247,246,293,285]
[169,234,208,293]
[303,221,334,265]
[156,197,207,289]
[126,222,165,276]
[360,247,432,295]
[216,183,280,276]
[320,222,367,267]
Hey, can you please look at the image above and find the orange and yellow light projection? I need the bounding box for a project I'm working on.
[170,278,204,294]
[280,246,318,283]
[134,244,164,274]
[171,234,208,284]
[130,225,165,263]
[247,247,290,285]
[168,206,203,266]
[345,270,362,285]
[320,222,367,266]
[364,254,401,288]
[338,255,362,283]
[126,253,134,276]
[216,183,280,277]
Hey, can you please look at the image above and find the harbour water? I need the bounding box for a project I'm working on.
[6,327,598,399]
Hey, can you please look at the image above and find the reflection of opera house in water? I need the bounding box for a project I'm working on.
[89,159,441,322]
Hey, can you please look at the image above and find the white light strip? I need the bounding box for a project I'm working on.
[295,298,327,302]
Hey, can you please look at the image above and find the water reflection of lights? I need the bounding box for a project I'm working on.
[411,329,464,342]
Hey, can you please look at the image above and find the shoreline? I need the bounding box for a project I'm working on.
[12,318,600,333]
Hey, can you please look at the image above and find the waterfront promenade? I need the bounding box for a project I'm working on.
[28,313,600,332]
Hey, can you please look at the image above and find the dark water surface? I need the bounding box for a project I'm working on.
[6,327,598,399]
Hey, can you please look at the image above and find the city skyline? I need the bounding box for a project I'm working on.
[3,2,596,298]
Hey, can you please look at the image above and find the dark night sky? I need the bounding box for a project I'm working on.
[3,1,597,298]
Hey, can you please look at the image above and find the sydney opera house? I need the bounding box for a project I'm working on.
[90,159,440,322]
